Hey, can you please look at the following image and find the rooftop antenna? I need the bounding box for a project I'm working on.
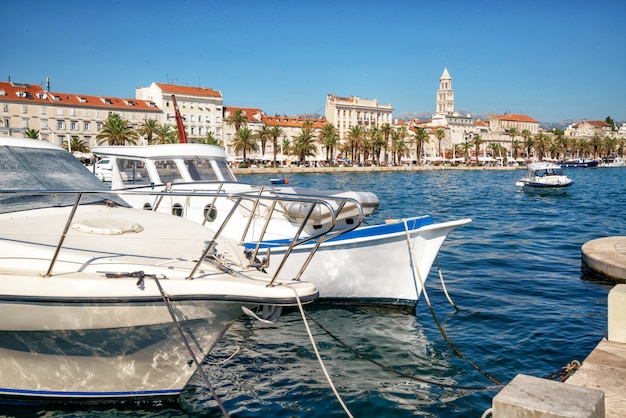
[46,76,50,92]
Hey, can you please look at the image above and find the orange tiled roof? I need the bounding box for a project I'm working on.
[224,106,263,123]
[262,114,326,129]
[47,91,159,111]
[491,113,538,123]
[0,81,51,103]
[0,81,160,111]
[155,83,222,98]
[572,120,612,128]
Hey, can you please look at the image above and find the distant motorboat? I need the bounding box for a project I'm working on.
[516,162,573,188]
[559,158,598,168]
[599,156,625,168]
[271,177,289,184]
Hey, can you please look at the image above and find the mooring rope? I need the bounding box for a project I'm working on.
[284,283,355,418]
[306,313,502,391]
[151,274,231,418]
[402,220,503,386]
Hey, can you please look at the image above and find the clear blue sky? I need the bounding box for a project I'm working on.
[2,0,625,123]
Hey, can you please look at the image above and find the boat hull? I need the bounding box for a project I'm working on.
[0,300,242,400]
[246,217,471,307]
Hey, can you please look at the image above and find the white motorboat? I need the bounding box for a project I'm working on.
[92,142,471,307]
[0,137,322,402]
[515,162,573,188]
[600,155,625,168]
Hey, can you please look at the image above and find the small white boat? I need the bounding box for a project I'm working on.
[0,137,321,402]
[516,162,573,188]
[92,142,471,307]
[600,156,625,168]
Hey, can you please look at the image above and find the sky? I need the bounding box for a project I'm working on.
[2,0,625,123]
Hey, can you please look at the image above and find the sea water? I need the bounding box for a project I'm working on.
[6,167,625,417]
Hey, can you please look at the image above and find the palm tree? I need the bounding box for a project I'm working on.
[507,127,518,145]
[318,123,338,163]
[533,132,551,161]
[268,126,284,166]
[152,124,178,144]
[231,127,258,162]
[25,128,40,139]
[470,134,485,165]
[347,125,364,164]
[461,141,472,164]
[96,113,138,145]
[292,129,318,165]
[65,135,89,153]
[413,127,429,165]
[225,109,248,133]
[380,123,393,164]
[511,139,523,160]
[137,119,159,144]
[435,128,446,158]
[521,129,533,159]
[257,125,271,158]
[198,131,223,147]
[590,135,603,158]
[390,130,409,165]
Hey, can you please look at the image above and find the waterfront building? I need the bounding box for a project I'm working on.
[0,80,159,148]
[565,120,614,137]
[135,82,223,143]
[325,94,394,141]
[260,114,327,164]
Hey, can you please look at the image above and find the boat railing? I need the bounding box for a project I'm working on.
[0,188,364,285]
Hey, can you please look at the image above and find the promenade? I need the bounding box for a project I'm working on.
[232,164,522,175]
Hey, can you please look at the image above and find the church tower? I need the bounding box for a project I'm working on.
[436,67,454,115]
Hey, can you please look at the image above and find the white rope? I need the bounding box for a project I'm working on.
[284,284,354,418]
[436,256,458,310]
[403,219,432,307]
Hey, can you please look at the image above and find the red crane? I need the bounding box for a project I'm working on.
[170,94,188,143]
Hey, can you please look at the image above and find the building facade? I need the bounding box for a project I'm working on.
[325,94,394,140]
[0,81,160,148]
[135,83,223,142]
[565,120,614,137]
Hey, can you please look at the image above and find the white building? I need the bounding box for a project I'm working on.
[135,83,224,142]
[325,94,393,140]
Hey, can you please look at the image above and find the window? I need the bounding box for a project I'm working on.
[57,120,66,130]
[41,120,48,129]
[3,119,8,128]
[71,121,78,131]
[56,108,63,116]
[83,122,90,131]
[41,106,47,115]
[2,104,8,112]
[22,105,27,114]
[96,122,102,130]
[70,109,76,116]
[22,119,28,128]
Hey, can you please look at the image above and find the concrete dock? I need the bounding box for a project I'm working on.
[490,238,626,417]
[581,236,626,282]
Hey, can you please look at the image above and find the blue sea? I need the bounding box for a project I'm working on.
[6,167,625,417]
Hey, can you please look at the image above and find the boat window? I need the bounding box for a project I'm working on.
[535,169,547,177]
[0,145,126,214]
[117,158,151,186]
[212,159,238,182]
[183,158,218,181]
[154,159,183,184]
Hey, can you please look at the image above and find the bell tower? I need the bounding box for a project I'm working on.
[436,68,454,115]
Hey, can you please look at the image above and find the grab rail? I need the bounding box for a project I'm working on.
[0,187,363,286]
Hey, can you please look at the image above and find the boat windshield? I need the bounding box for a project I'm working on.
[0,145,126,214]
